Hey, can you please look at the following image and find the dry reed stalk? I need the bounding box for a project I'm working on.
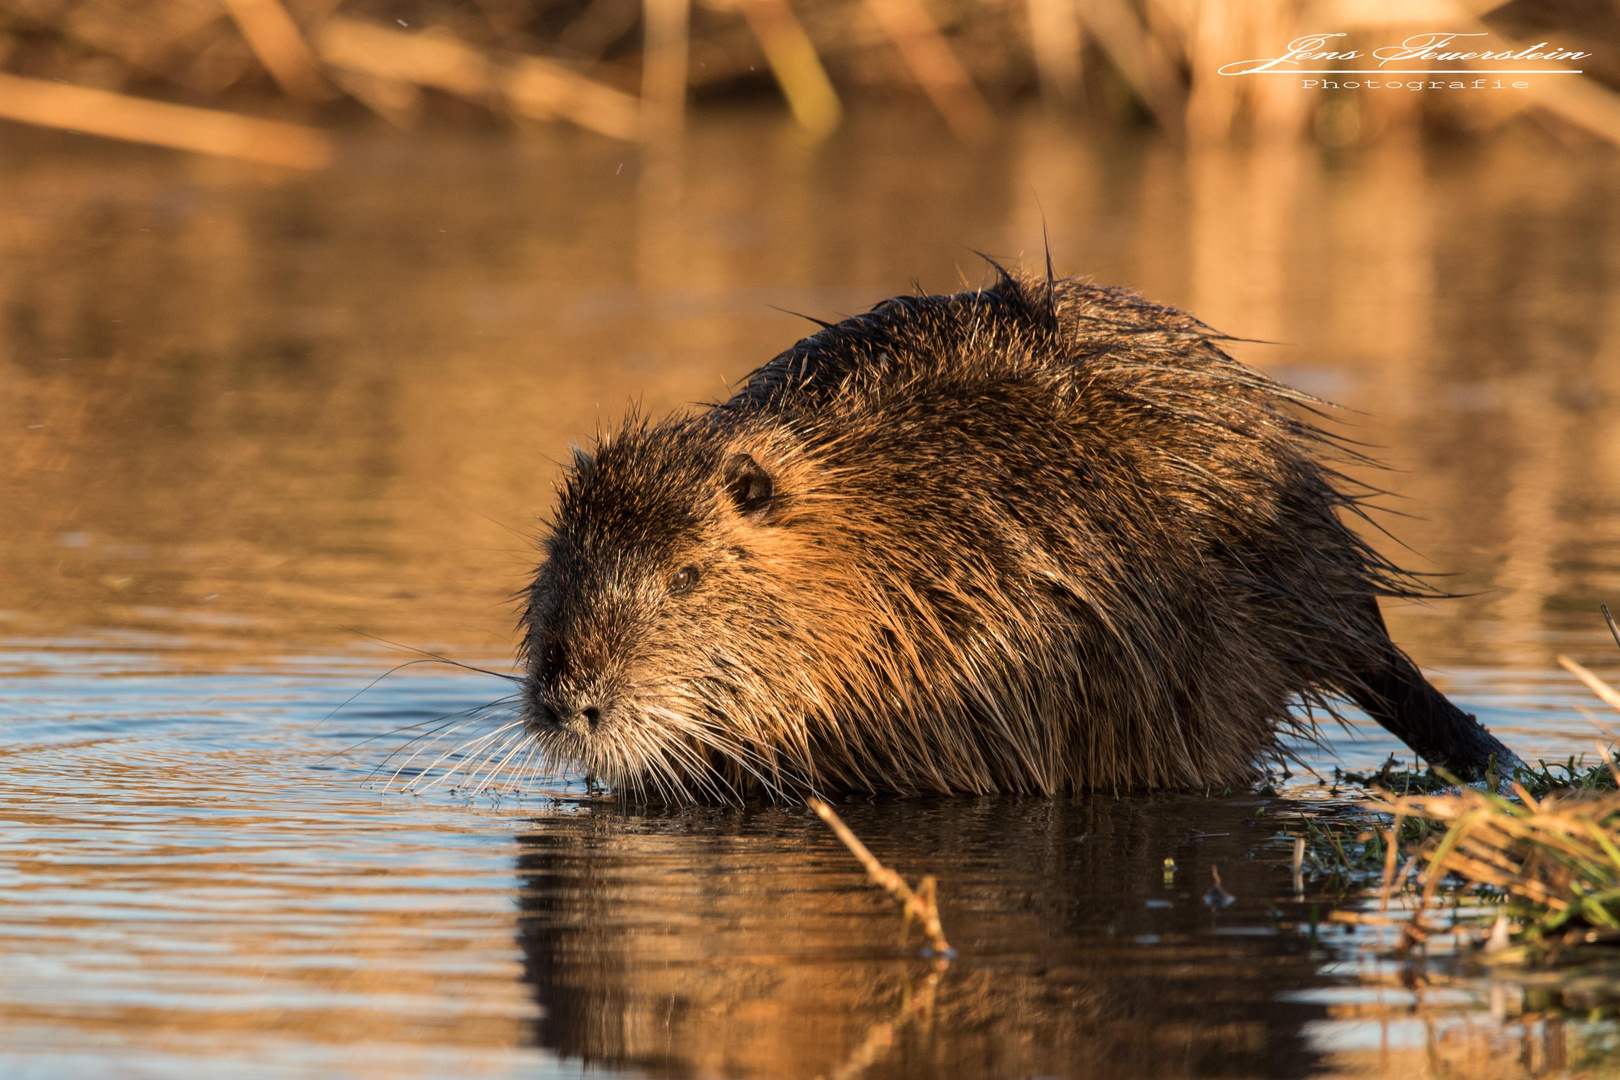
[220,0,330,103]
[1603,603,1620,650]
[314,18,494,103]
[325,67,423,129]
[1074,0,1184,135]
[641,0,691,139]
[314,18,642,142]
[734,0,842,136]
[1326,909,1402,926]
[1243,0,1308,137]
[506,55,644,141]
[809,798,952,955]
[1561,655,1620,714]
[1025,0,1083,108]
[858,0,992,139]
[0,70,331,168]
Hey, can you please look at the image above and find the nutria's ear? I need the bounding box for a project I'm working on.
[721,452,774,517]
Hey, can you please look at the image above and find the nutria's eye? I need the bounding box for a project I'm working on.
[670,565,699,595]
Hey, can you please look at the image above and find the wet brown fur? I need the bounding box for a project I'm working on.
[520,272,1466,800]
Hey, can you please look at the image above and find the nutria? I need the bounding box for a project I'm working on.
[519,269,1517,800]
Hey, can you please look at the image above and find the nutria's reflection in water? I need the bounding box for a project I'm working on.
[515,796,1332,1079]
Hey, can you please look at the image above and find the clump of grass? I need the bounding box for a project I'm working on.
[1340,752,1617,800]
[1366,768,1620,961]
[1289,817,1389,889]
[1510,754,1620,799]
[1275,805,1457,900]
[1341,638,1620,962]
[1342,756,1455,795]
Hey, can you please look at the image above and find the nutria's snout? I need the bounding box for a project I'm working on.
[525,691,605,736]
[522,635,614,737]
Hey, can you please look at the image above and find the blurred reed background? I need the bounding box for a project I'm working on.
[0,0,1619,164]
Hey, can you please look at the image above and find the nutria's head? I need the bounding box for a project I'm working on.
[520,416,857,800]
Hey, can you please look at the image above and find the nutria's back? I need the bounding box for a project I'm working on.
[520,271,1515,800]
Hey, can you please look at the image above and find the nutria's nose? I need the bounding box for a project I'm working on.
[553,699,603,735]
[523,676,602,734]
